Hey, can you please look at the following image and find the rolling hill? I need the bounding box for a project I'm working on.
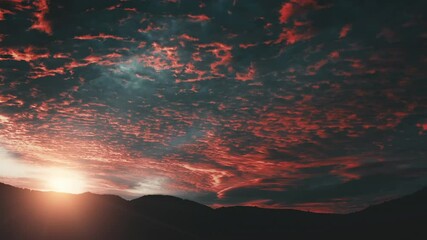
[0,182,426,240]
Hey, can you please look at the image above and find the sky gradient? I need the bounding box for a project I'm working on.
[0,0,426,213]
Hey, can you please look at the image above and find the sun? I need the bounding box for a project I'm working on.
[48,177,85,194]
[45,169,87,194]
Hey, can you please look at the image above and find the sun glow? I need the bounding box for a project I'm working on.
[46,169,87,194]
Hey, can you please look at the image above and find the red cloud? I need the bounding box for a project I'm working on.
[236,63,256,81]
[178,34,199,42]
[0,46,49,62]
[0,8,14,21]
[188,14,210,22]
[339,24,352,39]
[279,3,295,24]
[29,0,52,35]
[74,33,126,41]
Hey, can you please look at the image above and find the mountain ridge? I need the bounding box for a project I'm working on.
[1,182,426,240]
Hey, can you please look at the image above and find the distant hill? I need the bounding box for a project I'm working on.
[0,182,426,240]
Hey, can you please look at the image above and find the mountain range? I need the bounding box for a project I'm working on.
[1,182,426,240]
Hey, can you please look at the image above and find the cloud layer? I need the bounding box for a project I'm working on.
[0,0,426,213]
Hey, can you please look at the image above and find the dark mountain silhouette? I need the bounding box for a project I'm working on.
[1,182,426,240]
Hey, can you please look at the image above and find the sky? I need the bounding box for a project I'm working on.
[0,0,426,213]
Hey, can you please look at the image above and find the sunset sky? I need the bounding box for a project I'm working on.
[0,0,426,213]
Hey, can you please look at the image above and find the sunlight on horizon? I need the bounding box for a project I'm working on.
[45,169,87,194]
[1,146,88,194]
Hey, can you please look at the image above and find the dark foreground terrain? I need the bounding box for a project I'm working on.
[0,182,426,240]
